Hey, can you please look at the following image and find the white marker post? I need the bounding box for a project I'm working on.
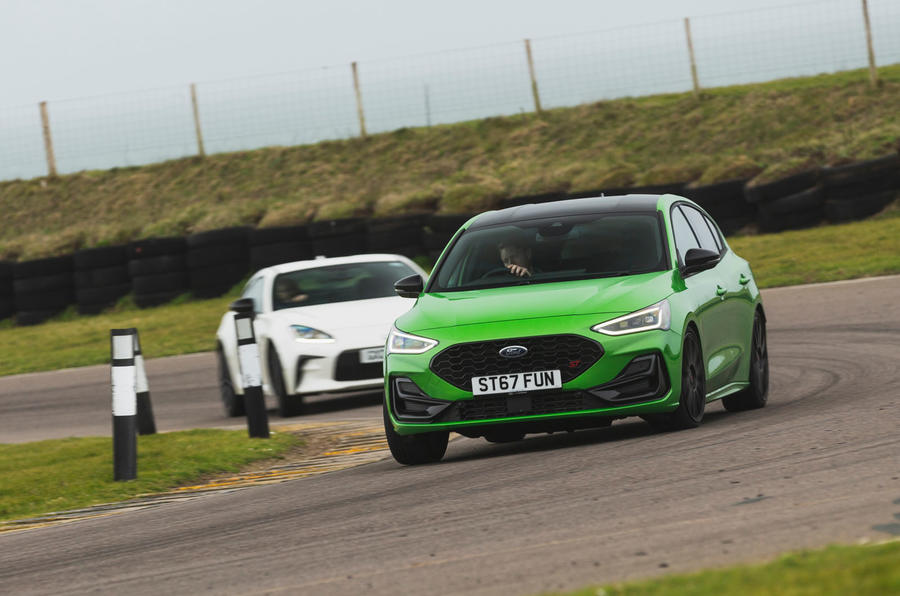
[110,328,137,480]
[234,312,270,438]
[133,330,157,435]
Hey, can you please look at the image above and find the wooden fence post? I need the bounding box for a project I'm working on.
[861,0,879,87]
[190,83,206,157]
[351,62,367,138]
[39,101,58,177]
[524,39,543,113]
[684,18,701,96]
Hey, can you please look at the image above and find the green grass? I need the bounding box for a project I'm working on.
[551,540,900,596]
[0,429,299,522]
[0,213,898,377]
[1,64,899,260]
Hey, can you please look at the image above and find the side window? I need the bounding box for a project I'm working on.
[671,207,700,265]
[702,213,724,252]
[680,206,720,254]
[241,277,264,312]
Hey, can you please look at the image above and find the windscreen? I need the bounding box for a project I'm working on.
[429,213,666,292]
[272,261,416,310]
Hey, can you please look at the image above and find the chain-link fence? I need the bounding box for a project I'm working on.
[1,0,897,182]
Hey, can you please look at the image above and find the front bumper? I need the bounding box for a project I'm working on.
[385,325,684,436]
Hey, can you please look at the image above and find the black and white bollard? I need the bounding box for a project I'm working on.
[110,328,138,480]
[234,312,270,438]
[133,330,157,435]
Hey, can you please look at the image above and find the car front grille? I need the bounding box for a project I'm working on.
[429,334,603,391]
[334,350,382,381]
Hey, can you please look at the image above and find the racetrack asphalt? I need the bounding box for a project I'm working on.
[1,275,898,595]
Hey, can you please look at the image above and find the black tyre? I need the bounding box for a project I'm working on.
[825,191,897,222]
[129,237,186,260]
[15,310,60,326]
[218,347,245,417]
[250,225,310,246]
[723,311,769,412]
[13,291,74,311]
[383,400,449,465]
[73,245,128,270]
[308,218,366,238]
[311,234,367,257]
[744,169,820,204]
[14,256,73,279]
[128,255,187,277]
[186,244,248,269]
[269,344,303,417]
[645,328,705,431]
[0,298,14,320]
[757,205,824,232]
[483,428,526,443]
[132,272,190,294]
[758,186,824,216]
[75,265,130,288]
[249,242,314,270]
[189,263,249,298]
[821,154,899,190]
[13,273,73,294]
[684,178,754,219]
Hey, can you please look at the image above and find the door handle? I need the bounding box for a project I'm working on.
[716,285,726,296]
[739,274,750,285]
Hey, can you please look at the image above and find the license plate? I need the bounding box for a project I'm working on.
[359,347,384,364]
[471,370,562,396]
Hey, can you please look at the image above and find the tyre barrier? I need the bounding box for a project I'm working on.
[186,227,251,299]
[308,218,367,257]
[2,155,897,325]
[422,214,473,261]
[249,225,313,271]
[744,169,820,204]
[365,214,426,259]
[13,255,75,325]
[0,261,13,321]
[73,245,130,315]
[683,178,755,235]
[129,237,188,308]
[757,186,826,232]
[822,155,900,223]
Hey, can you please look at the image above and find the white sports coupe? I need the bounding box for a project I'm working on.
[216,254,428,417]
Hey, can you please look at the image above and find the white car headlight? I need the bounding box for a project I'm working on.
[387,327,438,354]
[591,300,671,336]
[291,325,334,342]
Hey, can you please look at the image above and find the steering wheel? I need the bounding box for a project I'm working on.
[479,266,515,279]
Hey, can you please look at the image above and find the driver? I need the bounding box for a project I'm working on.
[274,277,309,306]
[498,233,535,277]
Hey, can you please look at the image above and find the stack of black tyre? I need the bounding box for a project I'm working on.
[12,256,75,325]
[308,218,367,257]
[683,179,756,235]
[422,214,472,262]
[248,225,313,271]
[365,214,426,259]
[129,237,189,308]
[0,261,13,321]
[186,227,250,298]
[73,245,131,314]
[822,154,900,222]
[744,169,823,233]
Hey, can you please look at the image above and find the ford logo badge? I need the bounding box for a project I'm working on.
[499,345,528,358]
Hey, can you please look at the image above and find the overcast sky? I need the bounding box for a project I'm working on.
[0,0,827,107]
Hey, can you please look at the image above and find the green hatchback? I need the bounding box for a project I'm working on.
[384,194,768,465]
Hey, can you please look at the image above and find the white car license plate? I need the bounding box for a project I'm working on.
[471,370,562,396]
[359,347,385,364]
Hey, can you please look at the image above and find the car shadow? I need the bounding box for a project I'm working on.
[442,408,735,464]
[268,390,384,418]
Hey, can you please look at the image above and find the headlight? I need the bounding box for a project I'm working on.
[387,327,438,354]
[591,300,671,336]
[291,325,334,342]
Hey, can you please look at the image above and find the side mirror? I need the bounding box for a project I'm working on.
[229,297,255,314]
[394,274,424,299]
[682,248,720,275]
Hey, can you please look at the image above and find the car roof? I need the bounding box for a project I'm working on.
[258,253,414,277]
[467,194,666,229]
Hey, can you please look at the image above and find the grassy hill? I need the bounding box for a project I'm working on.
[1,65,899,261]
